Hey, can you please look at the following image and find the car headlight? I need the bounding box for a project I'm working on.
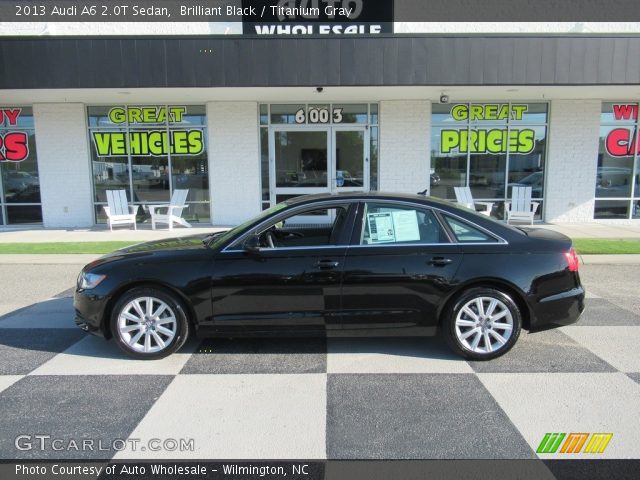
[78,272,106,290]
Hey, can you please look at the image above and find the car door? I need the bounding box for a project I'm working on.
[205,202,356,335]
[339,200,463,335]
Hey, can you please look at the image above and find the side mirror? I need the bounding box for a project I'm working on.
[244,235,261,254]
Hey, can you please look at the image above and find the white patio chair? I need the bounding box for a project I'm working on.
[454,186,493,216]
[505,186,539,224]
[148,189,192,230]
[103,190,138,231]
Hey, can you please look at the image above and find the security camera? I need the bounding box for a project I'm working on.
[316,87,324,93]
[439,94,449,103]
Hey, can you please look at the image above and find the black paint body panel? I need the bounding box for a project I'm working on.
[73,193,584,340]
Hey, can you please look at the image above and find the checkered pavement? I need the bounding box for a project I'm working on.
[0,290,639,461]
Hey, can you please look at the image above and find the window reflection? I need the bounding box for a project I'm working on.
[88,105,210,224]
[431,103,548,220]
[0,107,42,225]
[274,131,328,188]
[596,103,640,219]
[430,127,467,200]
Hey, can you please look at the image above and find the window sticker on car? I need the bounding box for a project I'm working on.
[366,210,421,244]
[391,210,420,242]
[367,212,395,243]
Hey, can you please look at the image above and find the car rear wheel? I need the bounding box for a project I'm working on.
[111,287,190,359]
[443,287,521,360]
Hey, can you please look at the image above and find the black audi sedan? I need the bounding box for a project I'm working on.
[74,192,584,361]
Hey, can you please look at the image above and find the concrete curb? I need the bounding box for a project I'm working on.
[0,254,100,264]
[579,254,640,265]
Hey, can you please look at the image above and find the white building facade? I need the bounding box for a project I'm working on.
[1,24,639,227]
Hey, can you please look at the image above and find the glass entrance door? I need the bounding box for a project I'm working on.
[270,126,368,206]
[271,128,329,205]
[333,127,368,193]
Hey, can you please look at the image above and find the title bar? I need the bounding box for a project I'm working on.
[2,0,640,23]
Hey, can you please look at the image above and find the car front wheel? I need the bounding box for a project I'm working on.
[111,287,190,359]
[444,287,521,360]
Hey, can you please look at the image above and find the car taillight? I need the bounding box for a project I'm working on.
[564,247,580,272]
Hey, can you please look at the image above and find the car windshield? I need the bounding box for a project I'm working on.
[206,202,289,248]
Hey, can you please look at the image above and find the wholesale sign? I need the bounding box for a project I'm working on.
[91,106,204,157]
[604,104,640,157]
[0,108,29,162]
[242,0,393,36]
[440,104,535,155]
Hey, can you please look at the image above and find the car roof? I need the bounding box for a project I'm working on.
[285,191,453,208]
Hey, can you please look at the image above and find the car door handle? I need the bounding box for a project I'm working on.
[315,260,340,270]
[428,257,453,266]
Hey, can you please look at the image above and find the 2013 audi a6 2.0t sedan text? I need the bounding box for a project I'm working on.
[74,192,585,360]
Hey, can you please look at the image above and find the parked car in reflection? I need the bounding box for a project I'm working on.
[508,171,544,198]
[2,171,38,192]
[596,166,633,188]
[74,192,584,361]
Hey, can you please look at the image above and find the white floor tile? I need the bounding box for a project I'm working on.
[29,335,197,375]
[113,374,327,459]
[560,326,640,372]
[0,375,24,394]
[478,372,640,458]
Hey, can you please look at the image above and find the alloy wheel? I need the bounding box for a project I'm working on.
[116,296,177,353]
[454,296,514,354]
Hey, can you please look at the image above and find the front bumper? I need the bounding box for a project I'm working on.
[73,288,110,337]
[529,286,585,330]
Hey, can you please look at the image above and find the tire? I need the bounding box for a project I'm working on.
[110,286,190,360]
[443,287,521,361]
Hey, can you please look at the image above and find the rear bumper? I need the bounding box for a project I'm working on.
[529,287,585,330]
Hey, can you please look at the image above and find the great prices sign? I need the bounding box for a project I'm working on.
[0,108,29,162]
[604,104,640,157]
[91,106,204,157]
[439,104,535,155]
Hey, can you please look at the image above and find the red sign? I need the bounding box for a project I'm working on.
[0,108,29,162]
[605,104,640,157]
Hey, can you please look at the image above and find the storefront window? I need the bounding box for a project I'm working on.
[0,107,42,225]
[431,103,548,220]
[88,105,209,224]
[595,103,640,219]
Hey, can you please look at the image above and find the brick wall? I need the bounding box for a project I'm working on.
[545,100,601,223]
[207,102,261,226]
[33,103,94,227]
[379,100,431,195]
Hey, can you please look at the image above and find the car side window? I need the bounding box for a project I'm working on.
[443,215,496,243]
[360,203,448,245]
[255,206,349,249]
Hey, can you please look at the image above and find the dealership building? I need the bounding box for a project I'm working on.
[1,22,640,228]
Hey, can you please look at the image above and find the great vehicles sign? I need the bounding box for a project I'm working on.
[91,106,204,157]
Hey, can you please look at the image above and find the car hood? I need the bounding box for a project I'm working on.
[90,234,209,264]
[81,234,216,272]
[115,234,209,254]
